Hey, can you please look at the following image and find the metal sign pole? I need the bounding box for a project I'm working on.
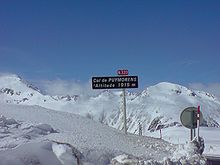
[160,128,162,139]
[190,129,193,141]
[138,122,142,136]
[197,105,200,141]
[193,129,196,139]
[122,88,127,134]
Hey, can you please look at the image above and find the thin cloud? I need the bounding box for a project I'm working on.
[39,79,98,97]
[0,72,15,76]
[180,60,200,67]
[0,73,99,97]
[189,83,220,99]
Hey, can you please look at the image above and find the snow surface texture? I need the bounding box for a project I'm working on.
[147,126,220,156]
[0,104,206,164]
[0,74,219,163]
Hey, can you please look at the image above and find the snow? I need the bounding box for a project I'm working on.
[0,104,206,164]
[0,74,219,164]
[0,104,173,156]
[147,126,220,156]
[0,142,62,165]
[111,154,139,164]
[52,143,78,165]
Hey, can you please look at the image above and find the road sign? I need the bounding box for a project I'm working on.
[117,69,129,75]
[92,76,138,89]
[180,107,203,129]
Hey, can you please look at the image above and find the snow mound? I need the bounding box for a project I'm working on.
[111,142,207,165]
[52,141,81,165]
[0,104,209,164]
[0,115,18,126]
[0,142,62,165]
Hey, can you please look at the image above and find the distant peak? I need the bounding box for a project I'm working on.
[0,73,21,79]
[156,82,181,87]
[152,82,187,90]
[145,82,191,95]
[0,73,22,82]
[0,73,41,93]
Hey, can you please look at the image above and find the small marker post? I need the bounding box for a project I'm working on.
[160,128,162,139]
[197,105,200,141]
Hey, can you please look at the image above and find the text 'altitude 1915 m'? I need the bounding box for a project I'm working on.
[92,76,138,89]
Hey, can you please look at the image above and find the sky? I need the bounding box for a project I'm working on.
[0,0,220,96]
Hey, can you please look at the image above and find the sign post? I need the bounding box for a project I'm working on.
[122,88,127,134]
[92,71,138,135]
[180,107,203,141]
[117,70,129,134]
[197,105,200,141]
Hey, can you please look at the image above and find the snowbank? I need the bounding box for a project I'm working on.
[0,104,208,164]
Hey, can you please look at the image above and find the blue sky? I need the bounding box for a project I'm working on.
[0,0,220,95]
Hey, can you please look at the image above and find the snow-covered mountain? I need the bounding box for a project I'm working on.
[0,74,220,164]
[0,74,220,136]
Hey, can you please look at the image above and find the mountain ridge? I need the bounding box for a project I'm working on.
[0,74,219,135]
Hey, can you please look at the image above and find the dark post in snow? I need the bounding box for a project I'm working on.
[138,122,142,136]
[197,105,200,141]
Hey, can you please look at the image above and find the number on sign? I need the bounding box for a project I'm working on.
[117,70,129,75]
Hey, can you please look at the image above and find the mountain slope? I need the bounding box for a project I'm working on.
[0,103,179,164]
[126,82,220,133]
[0,74,220,136]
